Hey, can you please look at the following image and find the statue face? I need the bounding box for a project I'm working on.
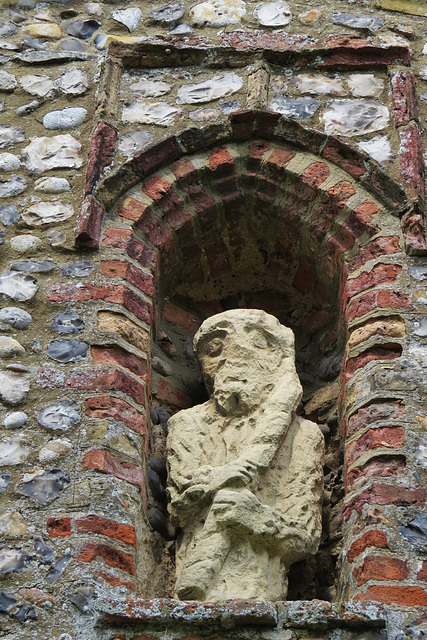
[197,324,283,416]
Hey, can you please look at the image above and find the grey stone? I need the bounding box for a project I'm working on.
[118,130,154,157]
[189,107,220,121]
[84,3,104,16]
[22,36,48,51]
[0,176,27,198]
[270,95,320,119]
[16,100,40,117]
[0,205,19,226]
[10,260,55,273]
[10,11,28,24]
[147,507,176,540]
[43,107,87,130]
[0,549,26,573]
[65,19,100,40]
[61,261,93,277]
[34,177,70,193]
[47,340,89,362]
[0,71,17,92]
[14,603,36,622]
[0,437,29,464]
[112,7,142,31]
[122,101,182,126]
[0,22,17,37]
[177,73,243,104]
[3,412,28,429]
[22,135,82,174]
[47,230,66,247]
[410,266,427,281]
[413,318,427,337]
[46,553,72,583]
[169,23,195,35]
[331,12,384,32]
[152,355,173,376]
[60,38,85,52]
[15,50,93,64]
[130,78,172,98]
[0,153,20,171]
[400,514,427,549]
[0,39,20,51]
[55,68,88,95]
[0,272,38,301]
[149,2,185,24]
[148,467,166,501]
[0,125,25,149]
[321,100,389,136]
[0,307,32,329]
[17,470,70,504]
[189,0,246,27]
[0,371,29,404]
[0,473,11,494]
[415,439,427,468]
[37,400,80,430]
[22,202,74,225]
[34,536,55,563]
[51,311,84,335]
[0,591,16,613]
[10,235,42,253]
[20,74,54,97]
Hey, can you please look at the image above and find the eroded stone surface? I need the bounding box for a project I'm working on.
[168,309,323,601]
[0,337,25,358]
[21,135,82,174]
[130,79,172,97]
[34,177,70,193]
[10,235,42,253]
[0,510,27,536]
[332,12,384,31]
[56,68,88,95]
[39,438,72,463]
[0,153,20,172]
[3,412,28,429]
[0,71,16,92]
[0,205,19,226]
[22,202,74,226]
[0,548,26,573]
[321,100,389,136]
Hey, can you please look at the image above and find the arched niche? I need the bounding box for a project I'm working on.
[94,112,413,601]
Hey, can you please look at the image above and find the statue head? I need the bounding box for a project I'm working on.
[193,309,296,416]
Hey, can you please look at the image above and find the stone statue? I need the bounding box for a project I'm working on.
[167,309,324,601]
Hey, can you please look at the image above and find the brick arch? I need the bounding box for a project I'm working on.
[49,114,426,606]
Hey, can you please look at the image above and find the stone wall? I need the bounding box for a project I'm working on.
[1,0,427,638]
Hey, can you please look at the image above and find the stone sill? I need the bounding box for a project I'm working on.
[97,597,386,631]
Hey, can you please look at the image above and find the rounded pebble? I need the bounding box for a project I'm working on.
[3,412,28,429]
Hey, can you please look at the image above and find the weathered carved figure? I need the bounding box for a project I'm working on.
[167,309,324,601]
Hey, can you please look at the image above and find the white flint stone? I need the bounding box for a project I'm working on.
[56,68,88,95]
[84,2,104,16]
[22,202,74,226]
[47,230,66,247]
[0,510,27,536]
[43,107,87,130]
[122,101,182,126]
[189,108,221,121]
[177,73,243,104]
[0,71,17,92]
[189,0,246,27]
[3,412,28,429]
[20,74,54,97]
[0,337,25,358]
[0,126,25,149]
[348,74,384,98]
[130,79,172,97]
[112,7,142,32]
[357,135,394,167]
[321,100,389,137]
[0,176,26,197]
[0,153,20,172]
[34,177,71,193]
[0,273,38,301]
[0,437,29,465]
[254,1,291,26]
[21,135,82,174]
[10,235,42,253]
[0,307,31,330]
[0,371,30,404]
[39,438,72,463]
[293,74,346,96]
[118,130,154,157]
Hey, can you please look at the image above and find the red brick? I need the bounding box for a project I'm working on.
[355,586,427,606]
[301,161,330,188]
[127,238,158,272]
[399,123,425,198]
[322,137,367,179]
[346,289,411,324]
[209,146,235,178]
[47,517,72,538]
[346,456,405,492]
[97,572,135,591]
[327,180,355,204]
[353,556,410,586]
[247,140,271,175]
[343,484,426,521]
[346,427,405,467]
[323,34,371,48]
[117,197,149,222]
[83,450,144,489]
[85,121,118,194]
[347,401,404,438]
[154,378,192,409]
[38,367,146,406]
[75,196,104,251]
[229,109,256,140]
[264,148,295,181]
[92,346,148,379]
[137,207,173,248]
[417,562,427,581]
[170,158,198,186]
[85,396,146,435]
[76,542,136,575]
[345,236,401,273]
[47,284,152,325]
[103,227,133,249]
[162,300,200,334]
[76,515,137,547]
[134,136,182,177]
[344,264,402,301]
[142,176,172,201]
[353,200,380,223]
[347,530,388,563]
[390,70,417,128]
[221,31,318,52]
[318,44,411,69]
[344,344,402,382]
[100,261,155,297]
[401,206,427,256]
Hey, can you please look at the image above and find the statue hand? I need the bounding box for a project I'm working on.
[210,489,261,531]
[209,458,258,492]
